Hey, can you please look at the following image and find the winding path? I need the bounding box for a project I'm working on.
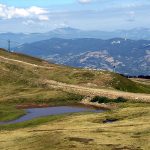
[44,80,150,102]
[0,56,52,69]
[0,55,150,102]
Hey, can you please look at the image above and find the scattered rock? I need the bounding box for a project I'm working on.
[68,137,93,144]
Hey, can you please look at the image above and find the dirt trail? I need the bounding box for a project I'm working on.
[0,55,150,102]
[130,78,150,86]
[45,80,150,102]
[0,56,52,69]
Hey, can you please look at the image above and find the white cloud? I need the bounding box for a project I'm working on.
[38,15,49,21]
[0,4,49,21]
[78,0,92,4]
[22,20,35,25]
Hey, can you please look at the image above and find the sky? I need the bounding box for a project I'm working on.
[0,0,150,33]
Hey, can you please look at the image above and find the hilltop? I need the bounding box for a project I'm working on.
[0,48,150,105]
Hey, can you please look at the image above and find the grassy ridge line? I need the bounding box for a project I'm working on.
[1,48,150,93]
[0,48,44,65]
[0,56,51,69]
[0,53,150,101]
[45,80,150,102]
[0,48,150,99]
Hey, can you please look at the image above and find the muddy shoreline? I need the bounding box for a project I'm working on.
[16,102,108,110]
[80,96,118,110]
[16,101,115,110]
[16,96,117,110]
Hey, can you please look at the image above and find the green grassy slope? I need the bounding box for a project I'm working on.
[0,48,44,65]
[0,49,150,150]
[0,49,84,121]
[0,48,150,96]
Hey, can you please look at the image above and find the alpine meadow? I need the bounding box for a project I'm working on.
[0,0,150,150]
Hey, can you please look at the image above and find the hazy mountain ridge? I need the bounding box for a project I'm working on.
[1,27,150,49]
[14,38,150,76]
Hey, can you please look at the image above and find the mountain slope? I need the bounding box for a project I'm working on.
[0,50,150,150]
[0,48,84,105]
[0,48,150,105]
[14,38,150,75]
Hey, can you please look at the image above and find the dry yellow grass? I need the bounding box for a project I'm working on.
[130,78,150,86]
[0,105,150,150]
[45,80,150,102]
[0,49,150,150]
[1,49,150,103]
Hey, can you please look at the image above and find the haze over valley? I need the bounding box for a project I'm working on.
[1,27,150,75]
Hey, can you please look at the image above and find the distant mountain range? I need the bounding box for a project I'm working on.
[14,38,150,76]
[1,27,150,49]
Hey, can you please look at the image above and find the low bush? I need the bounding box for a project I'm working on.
[114,97,127,103]
[91,96,127,103]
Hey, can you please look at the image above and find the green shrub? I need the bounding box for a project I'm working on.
[114,97,127,103]
[91,96,127,103]
[91,96,110,103]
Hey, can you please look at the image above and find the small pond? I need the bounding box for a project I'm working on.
[0,106,104,125]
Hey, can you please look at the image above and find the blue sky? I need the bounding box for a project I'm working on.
[1,0,73,7]
[0,0,150,33]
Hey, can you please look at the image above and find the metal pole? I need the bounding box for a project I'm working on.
[8,40,10,52]
[113,65,116,73]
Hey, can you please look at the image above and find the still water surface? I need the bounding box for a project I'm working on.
[0,106,104,125]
